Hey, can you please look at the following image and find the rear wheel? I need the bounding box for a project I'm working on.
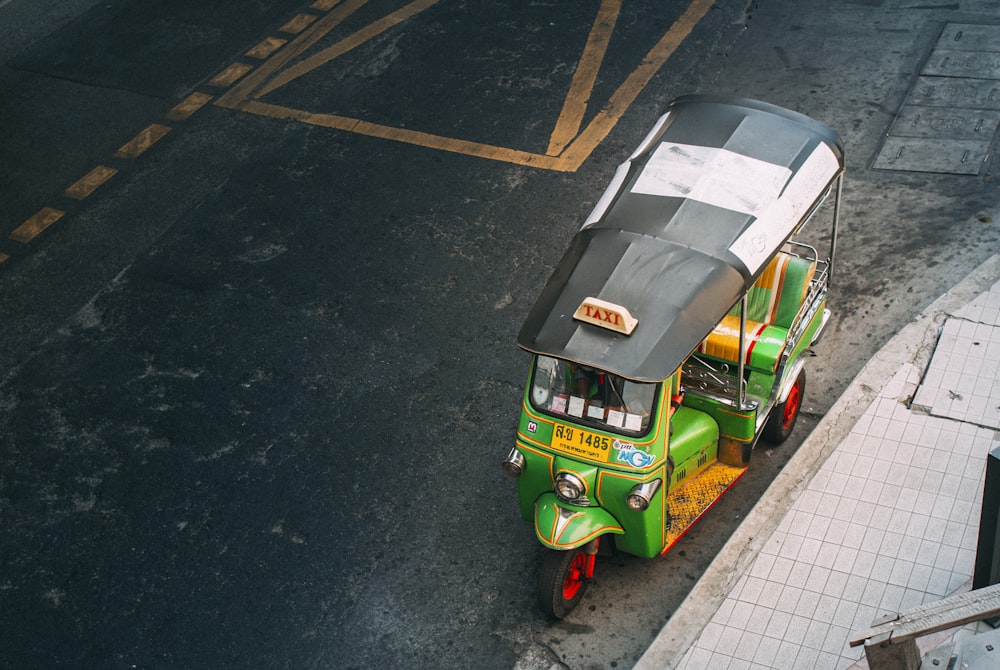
[537,547,591,619]
[763,369,805,445]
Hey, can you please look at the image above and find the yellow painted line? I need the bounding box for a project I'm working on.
[10,207,64,243]
[208,62,253,87]
[547,0,621,156]
[167,92,214,121]
[240,100,565,170]
[257,0,439,98]
[280,13,319,34]
[115,124,171,159]
[311,0,341,9]
[0,252,9,264]
[216,0,369,110]
[559,0,716,171]
[65,165,118,200]
[246,36,287,60]
[218,0,715,172]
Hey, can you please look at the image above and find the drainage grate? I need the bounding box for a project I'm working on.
[874,22,1000,175]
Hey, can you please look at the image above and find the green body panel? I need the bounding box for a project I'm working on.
[534,492,624,549]
[511,294,826,557]
[782,296,826,376]
[746,369,777,410]
[750,294,827,416]
[595,469,668,558]
[667,407,719,486]
[681,393,757,442]
[515,444,554,521]
[513,373,679,557]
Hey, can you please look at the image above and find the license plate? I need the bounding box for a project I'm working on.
[550,424,612,462]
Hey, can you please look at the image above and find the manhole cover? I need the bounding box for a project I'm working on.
[874,22,1000,175]
[874,137,989,174]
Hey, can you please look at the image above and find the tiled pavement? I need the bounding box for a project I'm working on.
[638,269,1000,670]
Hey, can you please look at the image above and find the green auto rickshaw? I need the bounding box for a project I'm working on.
[503,94,845,618]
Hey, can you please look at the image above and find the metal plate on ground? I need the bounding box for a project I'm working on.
[908,76,1000,110]
[923,49,1000,79]
[887,106,1000,140]
[874,137,989,174]
[938,23,1000,52]
[874,22,1000,174]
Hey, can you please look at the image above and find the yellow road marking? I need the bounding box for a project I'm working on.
[167,92,214,121]
[10,207,64,243]
[216,0,369,110]
[246,36,288,59]
[115,124,171,159]
[240,100,565,169]
[280,13,319,34]
[547,0,621,156]
[65,165,118,200]
[257,0,440,98]
[559,0,715,170]
[222,0,715,171]
[0,0,715,267]
[208,63,253,87]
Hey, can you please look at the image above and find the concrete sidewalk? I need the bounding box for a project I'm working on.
[635,254,1000,670]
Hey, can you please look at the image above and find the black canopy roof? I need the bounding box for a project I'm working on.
[517,95,845,382]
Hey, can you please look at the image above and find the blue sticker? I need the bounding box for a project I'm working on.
[615,440,654,468]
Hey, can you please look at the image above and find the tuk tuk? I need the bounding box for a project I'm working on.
[503,95,845,618]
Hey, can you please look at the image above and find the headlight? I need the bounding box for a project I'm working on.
[626,479,662,511]
[554,472,586,502]
[502,448,526,478]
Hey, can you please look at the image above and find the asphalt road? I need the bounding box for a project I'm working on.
[2,1,999,669]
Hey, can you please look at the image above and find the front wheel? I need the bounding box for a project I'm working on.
[537,547,592,619]
[763,369,805,445]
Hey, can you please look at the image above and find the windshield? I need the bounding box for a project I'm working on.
[528,355,658,435]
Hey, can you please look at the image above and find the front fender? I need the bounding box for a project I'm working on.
[534,492,624,550]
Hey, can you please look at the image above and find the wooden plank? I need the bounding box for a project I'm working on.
[850,583,1000,647]
[862,632,921,670]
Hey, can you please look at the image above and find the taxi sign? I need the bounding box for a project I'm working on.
[573,297,637,335]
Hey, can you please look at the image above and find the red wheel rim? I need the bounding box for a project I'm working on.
[562,552,587,601]
[782,378,803,430]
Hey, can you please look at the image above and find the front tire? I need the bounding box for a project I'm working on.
[763,369,805,445]
[537,547,590,619]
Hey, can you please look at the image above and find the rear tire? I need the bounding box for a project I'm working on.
[763,369,805,445]
[537,547,590,619]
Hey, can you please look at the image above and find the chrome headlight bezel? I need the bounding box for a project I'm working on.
[554,472,586,502]
[502,447,526,478]
[626,478,662,511]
